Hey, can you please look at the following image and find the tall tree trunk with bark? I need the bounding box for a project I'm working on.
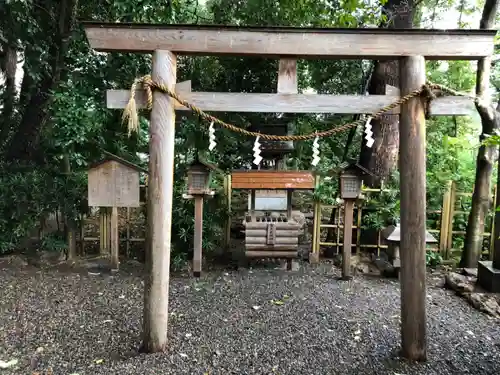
[0,4,20,147]
[358,0,415,187]
[460,0,500,268]
[2,0,79,163]
[63,153,78,261]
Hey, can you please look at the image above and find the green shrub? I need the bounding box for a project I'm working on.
[0,162,87,254]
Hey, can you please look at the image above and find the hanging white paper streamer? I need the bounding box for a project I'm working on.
[253,136,262,166]
[364,116,374,148]
[208,121,217,151]
[311,136,320,167]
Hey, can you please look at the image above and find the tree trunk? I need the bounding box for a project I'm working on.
[358,0,414,187]
[63,153,78,261]
[3,0,78,162]
[341,61,374,162]
[460,0,500,268]
[0,43,18,146]
[0,3,19,145]
[493,144,500,269]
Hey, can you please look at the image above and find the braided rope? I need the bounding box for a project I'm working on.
[122,75,469,142]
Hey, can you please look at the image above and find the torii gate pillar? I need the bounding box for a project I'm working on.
[142,50,176,352]
[399,55,427,361]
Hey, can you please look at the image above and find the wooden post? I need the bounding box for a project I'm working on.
[446,181,456,259]
[493,178,500,268]
[99,207,107,255]
[106,208,111,253]
[278,59,297,94]
[489,184,497,261]
[193,195,204,277]
[126,207,131,258]
[110,206,119,270]
[286,189,293,270]
[439,181,452,258]
[356,203,362,254]
[286,190,293,219]
[310,174,321,263]
[399,55,427,362]
[99,208,112,255]
[336,207,341,255]
[79,213,85,255]
[250,190,256,220]
[142,50,176,353]
[224,174,232,249]
[341,199,354,280]
[311,199,321,264]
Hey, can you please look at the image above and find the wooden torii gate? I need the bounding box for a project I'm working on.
[83,22,496,361]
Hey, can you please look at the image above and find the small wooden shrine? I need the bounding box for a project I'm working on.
[231,170,315,260]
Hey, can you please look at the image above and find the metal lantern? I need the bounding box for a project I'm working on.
[339,168,362,199]
[187,161,211,195]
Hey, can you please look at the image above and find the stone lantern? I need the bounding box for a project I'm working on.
[383,223,437,271]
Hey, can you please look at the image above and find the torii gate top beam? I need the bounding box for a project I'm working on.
[82,22,496,60]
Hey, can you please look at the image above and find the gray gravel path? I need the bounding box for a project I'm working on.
[1,260,499,375]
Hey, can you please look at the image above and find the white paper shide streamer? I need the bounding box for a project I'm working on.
[311,136,320,167]
[364,116,374,148]
[253,136,262,166]
[208,121,217,151]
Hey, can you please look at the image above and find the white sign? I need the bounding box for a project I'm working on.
[248,190,287,211]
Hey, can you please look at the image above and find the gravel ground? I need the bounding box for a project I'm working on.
[1,259,500,375]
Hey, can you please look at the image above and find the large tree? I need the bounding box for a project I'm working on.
[358,0,416,187]
[460,0,500,268]
[0,0,79,163]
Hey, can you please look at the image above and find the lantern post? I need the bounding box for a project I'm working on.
[185,159,215,277]
[338,163,371,280]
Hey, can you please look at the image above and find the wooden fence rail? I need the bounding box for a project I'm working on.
[312,180,497,260]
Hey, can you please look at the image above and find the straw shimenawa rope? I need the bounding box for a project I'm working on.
[122,74,476,141]
[123,78,141,136]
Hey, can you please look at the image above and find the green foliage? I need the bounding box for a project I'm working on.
[313,177,339,206]
[0,0,493,267]
[426,250,443,267]
[171,252,189,272]
[170,161,228,260]
[360,59,481,232]
[362,184,400,230]
[40,232,68,253]
[0,163,87,253]
[483,134,500,147]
